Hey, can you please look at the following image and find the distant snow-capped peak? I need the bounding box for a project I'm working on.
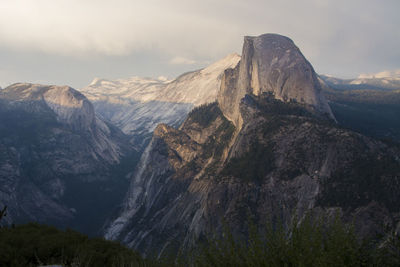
[81,53,241,106]
[357,69,400,80]
[78,54,241,142]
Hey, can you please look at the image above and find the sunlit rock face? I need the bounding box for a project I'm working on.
[218,34,334,128]
[80,54,241,148]
[105,34,399,257]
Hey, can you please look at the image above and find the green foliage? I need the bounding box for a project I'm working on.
[217,93,320,183]
[0,223,152,267]
[186,102,236,171]
[318,153,400,211]
[190,213,400,267]
[202,119,235,160]
[1,218,399,266]
[325,88,400,142]
[324,88,400,105]
[221,141,275,183]
[187,106,236,177]
[330,101,400,142]
[373,229,400,266]
[248,92,314,118]
[187,102,222,127]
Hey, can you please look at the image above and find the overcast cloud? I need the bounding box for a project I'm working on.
[0,0,399,88]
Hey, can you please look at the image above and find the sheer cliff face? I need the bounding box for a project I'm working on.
[105,34,400,256]
[0,84,136,234]
[80,54,241,148]
[218,34,334,128]
[106,98,400,256]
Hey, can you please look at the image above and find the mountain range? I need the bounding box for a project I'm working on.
[320,70,400,91]
[103,34,400,255]
[80,54,240,149]
[0,83,137,235]
[0,33,399,259]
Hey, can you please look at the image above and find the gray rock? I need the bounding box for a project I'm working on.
[0,83,137,234]
[80,54,241,148]
[218,34,334,128]
[105,34,400,256]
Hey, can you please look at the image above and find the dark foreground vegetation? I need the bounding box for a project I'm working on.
[1,212,399,266]
[190,215,400,267]
[0,223,150,266]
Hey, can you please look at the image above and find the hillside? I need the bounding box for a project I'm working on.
[0,83,139,235]
[80,54,241,148]
[322,83,400,142]
[105,34,400,256]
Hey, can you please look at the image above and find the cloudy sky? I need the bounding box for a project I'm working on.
[0,0,399,89]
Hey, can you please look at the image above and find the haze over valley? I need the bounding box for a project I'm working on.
[0,1,399,266]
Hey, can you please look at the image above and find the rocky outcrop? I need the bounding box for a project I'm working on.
[0,83,137,234]
[105,34,400,256]
[218,34,334,128]
[106,97,400,256]
[107,98,400,257]
[80,54,241,148]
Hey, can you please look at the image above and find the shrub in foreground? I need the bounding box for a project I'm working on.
[0,223,151,267]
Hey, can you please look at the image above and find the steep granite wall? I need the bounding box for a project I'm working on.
[218,34,334,128]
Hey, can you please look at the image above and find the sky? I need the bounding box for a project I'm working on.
[0,0,399,89]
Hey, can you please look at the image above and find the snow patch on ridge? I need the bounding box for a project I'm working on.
[79,54,241,143]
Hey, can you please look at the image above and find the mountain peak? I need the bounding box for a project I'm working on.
[218,33,334,127]
[244,33,296,48]
[89,77,106,87]
[200,53,241,75]
[4,83,95,131]
[357,69,400,79]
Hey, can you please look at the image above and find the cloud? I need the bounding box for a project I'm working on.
[0,68,17,88]
[0,0,399,86]
[0,0,243,58]
[169,57,196,65]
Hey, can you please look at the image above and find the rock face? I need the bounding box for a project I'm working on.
[105,34,400,256]
[80,54,241,148]
[219,34,334,128]
[0,83,137,234]
[1,84,122,162]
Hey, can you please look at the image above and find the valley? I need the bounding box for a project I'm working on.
[0,33,399,266]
